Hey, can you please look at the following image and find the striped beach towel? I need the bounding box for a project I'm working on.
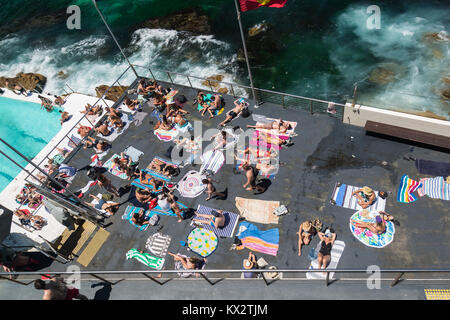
[195,205,239,238]
[200,150,225,175]
[236,221,279,256]
[397,175,422,203]
[102,154,128,179]
[249,131,283,151]
[306,240,346,280]
[417,176,450,201]
[145,233,171,258]
[176,170,206,198]
[331,183,386,211]
[349,211,395,248]
[154,126,178,142]
[126,248,165,270]
[122,206,153,231]
[149,201,188,217]
[187,228,218,258]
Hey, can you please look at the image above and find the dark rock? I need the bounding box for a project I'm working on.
[0,72,47,92]
[95,85,129,102]
[132,8,211,35]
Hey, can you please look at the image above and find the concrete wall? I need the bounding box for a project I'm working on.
[343,103,450,138]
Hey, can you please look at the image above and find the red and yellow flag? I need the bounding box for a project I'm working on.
[239,0,287,12]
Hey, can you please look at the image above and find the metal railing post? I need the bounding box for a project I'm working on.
[390,272,405,287]
[186,75,193,89]
[167,72,174,85]
[142,273,171,286]
[207,80,214,93]
[230,84,236,98]
[148,68,156,81]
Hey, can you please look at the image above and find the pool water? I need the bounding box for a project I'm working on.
[0,96,61,192]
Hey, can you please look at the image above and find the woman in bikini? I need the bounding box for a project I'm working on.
[94,122,111,136]
[80,103,102,116]
[124,96,140,112]
[193,209,225,229]
[351,211,394,235]
[247,119,291,134]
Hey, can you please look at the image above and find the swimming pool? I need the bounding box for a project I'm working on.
[0,96,61,192]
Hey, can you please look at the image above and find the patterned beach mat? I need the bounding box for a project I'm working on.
[176,170,206,198]
[331,183,386,211]
[195,205,239,238]
[349,211,395,248]
[145,233,171,258]
[187,228,218,258]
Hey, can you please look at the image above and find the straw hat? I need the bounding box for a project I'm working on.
[446,176,450,184]
[362,186,374,196]
[243,259,254,270]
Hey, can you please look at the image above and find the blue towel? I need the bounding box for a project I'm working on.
[335,183,347,206]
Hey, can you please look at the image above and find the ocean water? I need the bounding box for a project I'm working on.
[0,0,448,118]
[0,96,61,192]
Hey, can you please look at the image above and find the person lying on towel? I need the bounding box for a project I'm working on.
[201,94,223,119]
[124,96,140,112]
[351,186,376,209]
[80,103,102,116]
[139,170,165,190]
[87,194,120,216]
[219,98,248,127]
[168,252,207,278]
[192,209,225,229]
[247,119,292,134]
[153,115,173,131]
[132,209,150,227]
[316,229,337,275]
[149,159,180,178]
[351,211,394,235]
[255,131,290,147]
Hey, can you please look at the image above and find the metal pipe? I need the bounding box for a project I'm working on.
[92,0,139,78]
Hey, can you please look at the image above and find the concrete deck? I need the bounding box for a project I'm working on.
[4,78,450,292]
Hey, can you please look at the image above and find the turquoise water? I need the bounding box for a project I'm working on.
[0,96,61,192]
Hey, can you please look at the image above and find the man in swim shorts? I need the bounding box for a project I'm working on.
[219,98,248,127]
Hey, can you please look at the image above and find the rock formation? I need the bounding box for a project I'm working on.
[95,85,128,102]
[0,72,47,92]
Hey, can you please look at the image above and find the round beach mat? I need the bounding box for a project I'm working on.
[187,227,218,258]
[349,210,395,248]
[176,170,206,198]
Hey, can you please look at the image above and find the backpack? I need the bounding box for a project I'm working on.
[148,214,159,226]
[241,107,251,118]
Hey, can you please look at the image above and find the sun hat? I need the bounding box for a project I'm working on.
[243,259,254,269]
[446,176,450,184]
[324,229,332,238]
[362,186,374,195]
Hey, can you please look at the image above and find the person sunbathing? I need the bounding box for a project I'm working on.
[219,98,248,127]
[255,131,288,146]
[87,194,120,216]
[27,193,43,208]
[105,106,121,118]
[166,104,189,118]
[317,229,337,275]
[237,146,278,163]
[351,186,376,209]
[83,137,110,154]
[152,93,166,109]
[94,122,111,136]
[139,170,164,190]
[351,211,394,235]
[124,96,140,112]
[132,210,149,226]
[202,94,222,119]
[171,114,190,129]
[168,252,207,277]
[80,103,102,116]
[135,187,153,204]
[247,119,291,134]
[137,79,156,94]
[109,114,125,130]
[11,82,28,96]
[193,209,225,229]
[97,174,120,197]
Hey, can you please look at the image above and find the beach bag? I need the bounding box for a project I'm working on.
[241,107,250,118]
[148,214,159,226]
[273,205,288,216]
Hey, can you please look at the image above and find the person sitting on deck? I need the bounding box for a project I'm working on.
[170,113,192,132]
[242,251,258,278]
[135,187,153,204]
[83,137,110,154]
[94,122,112,136]
[247,119,292,134]
[351,211,394,235]
[201,178,226,201]
[201,94,222,119]
[193,209,225,229]
[166,103,190,118]
[54,95,66,106]
[14,209,46,230]
[124,96,140,112]
[59,111,71,125]
[105,106,121,118]
[153,115,172,131]
[351,186,376,209]
[139,170,164,190]
[80,103,102,116]
[108,114,125,131]
[38,95,54,112]
[7,81,28,96]
[97,173,120,197]
[219,98,248,127]
[168,252,207,278]
[316,229,337,275]
[297,221,316,256]
[132,210,150,226]
[137,78,157,95]
[76,125,91,138]
[242,163,265,193]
